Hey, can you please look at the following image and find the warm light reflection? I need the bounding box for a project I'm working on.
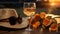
[48,0,60,14]
[46,14,60,18]
[50,2,55,6]
[49,0,60,2]
[49,0,60,6]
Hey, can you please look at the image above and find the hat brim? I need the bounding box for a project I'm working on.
[0,18,29,30]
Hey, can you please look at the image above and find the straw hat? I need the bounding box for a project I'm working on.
[0,8,29,29]
[0,8,18,20]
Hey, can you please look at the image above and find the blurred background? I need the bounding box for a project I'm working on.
[0,0,60,17]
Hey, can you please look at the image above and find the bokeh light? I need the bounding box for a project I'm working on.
[49,0,60,6]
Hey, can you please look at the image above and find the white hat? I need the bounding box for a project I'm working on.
[0,8,29,29]
[0,8,18,20]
